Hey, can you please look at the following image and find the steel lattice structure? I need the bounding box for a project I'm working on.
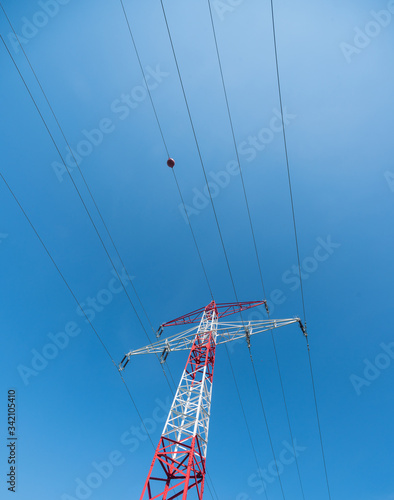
[119,300,303,499]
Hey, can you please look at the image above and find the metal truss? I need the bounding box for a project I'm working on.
[119,318,300,369]
[140,303,218,499]
[160,300,267,327]
[122,300,303,499]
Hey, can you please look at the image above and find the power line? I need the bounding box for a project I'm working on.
[248,345,287,499]
[225,345,269,500]
[205,4,306,496]
[119,0,215,303]
[119,0,169,157]
[2,165,228,500]
[0,170,154,449]
[268,0,306,325]
[121,4,300,498]
[0,29,176,393]
[206,0,268,301]
[155,4,290,498]
[200,5,305,498]
[0,3,156,336]
[172,169,214,300]
[268,1,332,497]
[306,340,332,498]
[118,5,219,496]
[158,0,241,306]
[118,6,218,496]
[206,4,304,489]
[269,333,306,499]
[2,22,220,492]
[120,5,299,498]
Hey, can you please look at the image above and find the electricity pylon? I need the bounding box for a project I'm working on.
[119,300,302,499]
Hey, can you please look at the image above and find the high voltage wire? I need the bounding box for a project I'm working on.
[247,346,287,500]
[172,169,215,301]
[158,0,241,304]
[156,2,288,498]
[0,22,176,393]
[0,170,154,450]
[206,2,306,497]
[119,0,269,496]
[1,28,217,496]
[225,345,269,500]
[119,0,215,303]
[118,3,218,497]
[0,21,172,449]
[136,0,287,496]
[0,2,327,499]
[0,23,181,494]
[269,332,306,499]
[0,1,155,339]
[118,1,311,498]
[268,1,332,498]
[268,1,306,326]
[119,0,330,497]
[206,0,268,302]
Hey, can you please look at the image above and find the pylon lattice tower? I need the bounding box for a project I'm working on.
[119,300,302,499]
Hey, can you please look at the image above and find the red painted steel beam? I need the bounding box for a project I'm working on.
[140,322,215,499]
[161,300,266,328]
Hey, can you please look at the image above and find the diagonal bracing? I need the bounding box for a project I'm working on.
[121,300,304,499]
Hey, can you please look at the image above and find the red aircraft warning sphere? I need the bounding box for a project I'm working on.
[167,158,175,168]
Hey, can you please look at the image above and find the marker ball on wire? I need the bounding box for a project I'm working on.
[167,158,175,168]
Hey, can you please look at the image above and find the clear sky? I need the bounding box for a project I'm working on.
[1,0,393,499]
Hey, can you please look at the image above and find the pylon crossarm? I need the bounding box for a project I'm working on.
[160,300,267,327]
[215,318,300,346]
[119,318,300,370]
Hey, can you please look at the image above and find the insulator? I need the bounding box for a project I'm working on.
[160,347,169,364]
[245,327,251,349]
[298,320,307,335]
[123,358,130,368]
[156,326,164,338]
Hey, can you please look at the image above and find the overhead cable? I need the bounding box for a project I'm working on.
[119,0,215,302]
[0,28,176,393]
[268,1,332,497]
[0,170,154,449]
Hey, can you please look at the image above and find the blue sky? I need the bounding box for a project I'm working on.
[1,0,394,499]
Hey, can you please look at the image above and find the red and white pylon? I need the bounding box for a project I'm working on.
[119,300,302,499]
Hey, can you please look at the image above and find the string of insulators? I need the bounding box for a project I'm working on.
[298,320,307,337]
[160,347,169,364]
[245,327,251,349]
[119,355,130,371]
